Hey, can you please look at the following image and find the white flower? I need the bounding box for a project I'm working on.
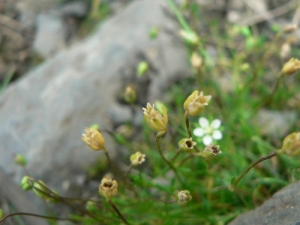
[193,117,222,146]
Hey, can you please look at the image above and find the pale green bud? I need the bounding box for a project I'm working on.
[137,61,149,77]
[183,91,211,116]
[143,103,168,133]
[20,176,32,191]
[14,154,27,166]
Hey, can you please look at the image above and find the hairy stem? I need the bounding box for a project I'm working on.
[184,111,193,138]
[0,212,74,223]
[108,200,131,225]
[230,151,278,191]
[156,133,183,185]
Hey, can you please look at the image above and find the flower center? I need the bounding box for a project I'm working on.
[204,126,213,135]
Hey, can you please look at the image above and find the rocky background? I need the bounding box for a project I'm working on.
[0,0,299,224]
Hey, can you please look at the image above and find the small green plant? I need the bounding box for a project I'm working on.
[1,1,300,224]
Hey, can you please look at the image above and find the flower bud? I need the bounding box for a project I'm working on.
[282,58,300,75]
[183,91,211,116]
[130,151,146,166]
[137,61,149,77]
[149,27,159,39]
[20,176,32,191]
[99,178,118,201]
[124,86,137,104]
[178,138,196,152]
[177,190,192,206]
[82,127,106,151]
[33,180,50,199]
[198,144,222,160]
[86,201,98,212]
[278,132,300,156]
[14,154,27,166]
[143,103,168,132]
[180,30,199,45]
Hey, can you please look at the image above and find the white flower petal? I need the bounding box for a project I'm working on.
[203,135,213,146]
[212,130,222,140]
[211,119,221,129]
[193,128,205,137]
[199,117,209,128]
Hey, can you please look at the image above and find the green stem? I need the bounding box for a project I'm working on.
[30,179,103,222]
[257,72,282,110]
[166,0,191,31]
[178,155,193,167]
[108,200,131,225]
[155,133,183,185]
[184,111,192,138]
[229,151,278,191]
[124,164,133,178]
[104,149,127,184]
[0,212,74,223]
[171,150,181,162]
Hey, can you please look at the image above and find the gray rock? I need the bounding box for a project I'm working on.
[0,0,189,194]
[33,13,67,58]
[255,109,297,138]
[16,0,56,28]
[229,181,300,225]
[61,1,88,19]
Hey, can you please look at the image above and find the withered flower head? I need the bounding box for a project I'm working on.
[130,151,146,166]
[178,138,197,152]
[177,190,192,206]
[143,103,168,133]
[82,127,106,151]
[198,144,222,160]
[183,91,211,116]
[99,178,118,201]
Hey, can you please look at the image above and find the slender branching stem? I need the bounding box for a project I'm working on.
[155,133,183,185]
[29,179,103,222]
[171,150,181,162]
[0,212,74,223]
[184,111,193,138]
[257,72,282,110]
[166,0,191,31]
[230,150,278,191]
[103,148,126,184]
[178,155,193,167]
[124,164,133,178]
[104,149,138,196]
[108,200,131,225]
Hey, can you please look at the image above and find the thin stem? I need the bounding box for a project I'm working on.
[108,200,131,225]
[104,149,138,196]
[166,0,191,31]
[104,149,126,184]
[171,150,181,162]
[0,212,74,223]
[184,111,192,138]
[178,155,193,167]
[124,164,133,178]
[155,134,183,185]
[256,72,282,110]
[230,151,278,191]
[29,179,103,222]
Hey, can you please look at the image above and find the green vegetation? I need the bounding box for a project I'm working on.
[1,1,300,224]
